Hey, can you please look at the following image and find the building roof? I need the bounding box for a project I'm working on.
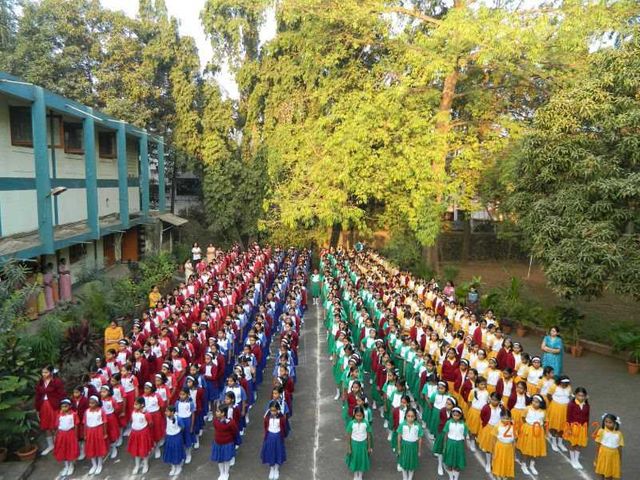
[157,212,189,227]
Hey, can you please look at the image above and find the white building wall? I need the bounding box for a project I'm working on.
[128,187,140,213]
[0,190,38,235]
[98,187,120,216]
[0,96,35,178]
[56,188,87,225]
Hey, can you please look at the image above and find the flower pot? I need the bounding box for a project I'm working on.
[16,445,37,461]
[570,345,584,358]
[626,361,640,375]
[516,326,527,337]
[0,447,7,463]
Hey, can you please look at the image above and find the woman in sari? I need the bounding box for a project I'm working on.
[104,319,125,355]
[541,326,563,377]
[58,258,73,302]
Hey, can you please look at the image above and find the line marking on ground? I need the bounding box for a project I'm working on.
[312,301,321,480]
[545,438,594,480]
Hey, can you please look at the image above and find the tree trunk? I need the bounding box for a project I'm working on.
[329,223,342,248]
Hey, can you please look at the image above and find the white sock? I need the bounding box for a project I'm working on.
[402,470,408,480]
[135,457,141,469]
[218,462,224,475]
[407,471,414,480]
[453,471,460,480]
[91,458,97,470]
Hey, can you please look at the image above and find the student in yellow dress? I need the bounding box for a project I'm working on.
[516,394,547,476]
[563,387,590,470]
[525,356,543,395]
[492,410,516,480]
[594,413,624,480]
[484,358,501,394]
[546,375,572,453]
[465,376,489,452]
[478,392,504,473]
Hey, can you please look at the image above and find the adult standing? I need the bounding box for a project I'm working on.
[206,243,216,264]
[191,242,202,263]
[104,319,125,355]
[184,259,194,283]
[36,365,66,456]
[43,263,56,312]
[58,258,73,303]
[541,326,563,377]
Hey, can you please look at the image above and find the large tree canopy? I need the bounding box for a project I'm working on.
[201,0,635,247]
[508,30,640,299]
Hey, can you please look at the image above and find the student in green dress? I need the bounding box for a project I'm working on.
[346,407,373,480]
[396,407,424,480]
[443,407,469,480]
[433,397,458,476]
[310,269,321,305]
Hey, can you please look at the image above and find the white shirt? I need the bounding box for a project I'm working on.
[551,386,571,405]
[598,430,623,449]
[432,393,450,410]
[501,379,514,398]
[145,394,160,413]
[470,389,489,410]
[122,376,135,393]
[496,423,515,444]
[446,421,466,441]
[85,409,104,428]
[400,423,421,442]
[58,413,75,431]
[525,407,545,426]
[166,418,181,436]
[267,417,281,434]
[131,411,148,431]
[350,421,368,442]
[177,400,194,418]
[488,405,501,426]
[101,399,115,415]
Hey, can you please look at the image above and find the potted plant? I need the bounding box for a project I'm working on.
[553,306,585,357]
[612,330,640,375]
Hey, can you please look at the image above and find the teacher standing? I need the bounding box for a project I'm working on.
[541,326,563,376]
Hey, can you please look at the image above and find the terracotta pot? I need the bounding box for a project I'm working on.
[516,326,527,337]
[16,445,37,461]
[0,447,7,463]
[570,345,584,358]
[626,361,640,375]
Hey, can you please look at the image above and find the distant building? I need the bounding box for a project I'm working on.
[0,72,187,282]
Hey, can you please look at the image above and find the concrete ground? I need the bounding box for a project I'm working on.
[28,301,638,480]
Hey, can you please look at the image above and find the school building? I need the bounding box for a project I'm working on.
[0,72,188,281]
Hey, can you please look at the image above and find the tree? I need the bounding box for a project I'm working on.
[228,0,631,251]
[508,30,640,299]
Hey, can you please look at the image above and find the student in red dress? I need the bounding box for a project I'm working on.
[84,396,108,475]
[35,365,66,456]
[127,397,155,475]
[100,385,121,459]
[120,363,139,435]
[53,399,79,477]
[142,382,166,458]
[70,386,89,460]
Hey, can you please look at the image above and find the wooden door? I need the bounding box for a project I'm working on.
[121,227,139,262]
[103,235,116,266]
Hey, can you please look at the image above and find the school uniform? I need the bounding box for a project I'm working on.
[492,423,516,478]
[466,389,489,435]
[210,418,238,462]
[345,419,370,473]
[516,406,547,458]
[84,408,108,458]
[442,419,468,470]
[35,377,65,430]
[397,422,424,472]
[54,411,79,462]
[101,397,121,444]
[261,414,287,466]
[594,428,624,479]
[175,398,196,448]
[478,404,502,453]
[127,411,154,458]
[143,392,165,443]
[546,384,571,431]
[162,417,186,465]
[563,400,589,447]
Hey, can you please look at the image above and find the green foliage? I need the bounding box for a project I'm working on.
[22,311,71,366]
[0,260,37,335]
[508,28,640,300]
[611,327,640,364]
[442,265,460,284]
[0,375,37,447]
[548,305,585,345]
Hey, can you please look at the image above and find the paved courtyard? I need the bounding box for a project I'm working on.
[30,302,639,480]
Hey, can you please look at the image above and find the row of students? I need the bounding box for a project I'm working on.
[321,248,624,479]
[41,245,309,478]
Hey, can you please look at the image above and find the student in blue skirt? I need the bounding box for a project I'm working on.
[162,406,186,477]
[175,388,196,464]
[261,400,288,480]
[211,404,239,480]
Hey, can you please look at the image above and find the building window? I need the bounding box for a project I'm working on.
[69,243,86,264]
[63,122,84,154]
[99,131,116,158]
[9,106,33,147]
[47,114,63,148]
